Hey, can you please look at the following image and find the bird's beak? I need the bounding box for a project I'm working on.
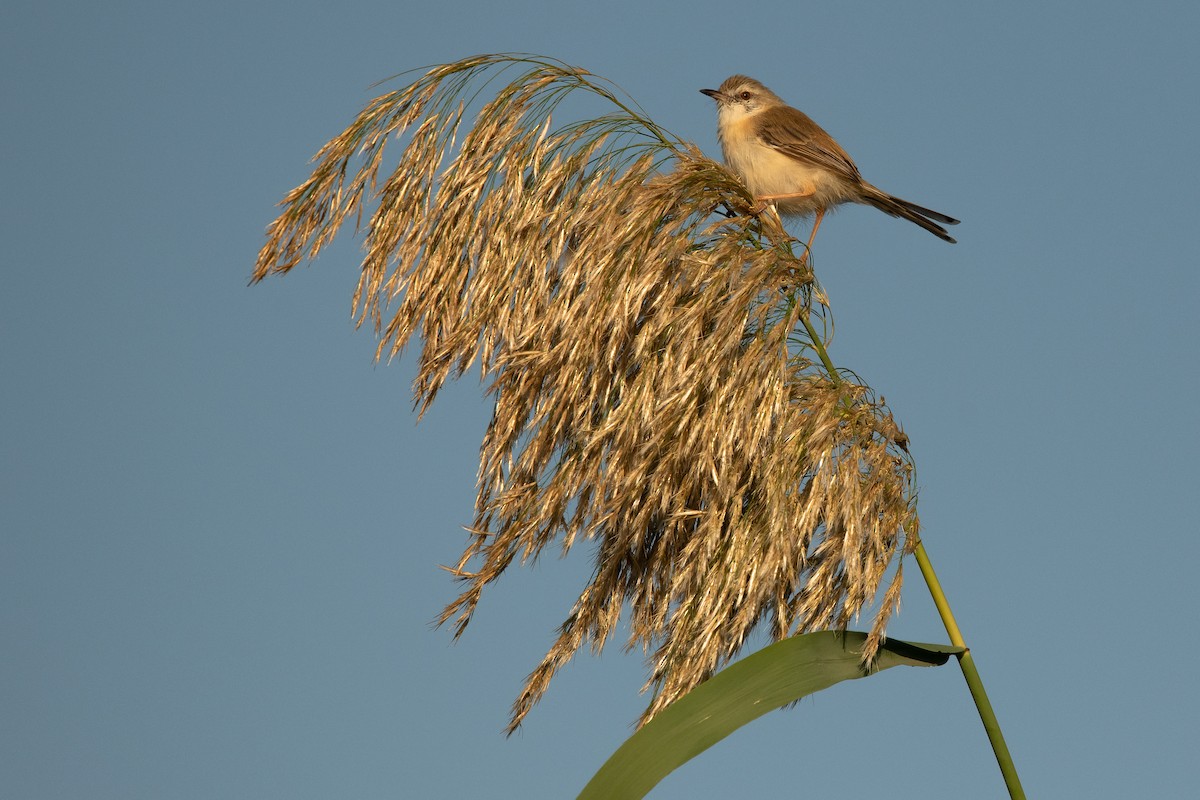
[700,88,725,103]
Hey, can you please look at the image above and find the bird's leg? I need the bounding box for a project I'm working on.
[746,188,816,216]
[758,189,817,205]
[744,188,823,266]
[801,208,826,265]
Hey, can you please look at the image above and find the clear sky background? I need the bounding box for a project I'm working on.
[3,1,1197,797]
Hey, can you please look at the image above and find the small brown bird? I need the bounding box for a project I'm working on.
[701,75,959,253]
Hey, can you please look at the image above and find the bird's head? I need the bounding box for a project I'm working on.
[700,75,783,121]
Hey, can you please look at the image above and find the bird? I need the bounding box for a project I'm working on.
[700,75,959,256]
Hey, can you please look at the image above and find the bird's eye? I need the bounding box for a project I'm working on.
[739,91,752,100]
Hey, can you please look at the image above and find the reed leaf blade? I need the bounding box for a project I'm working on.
[578,632,961,800]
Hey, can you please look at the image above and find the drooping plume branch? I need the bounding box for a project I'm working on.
[254,54,918,732]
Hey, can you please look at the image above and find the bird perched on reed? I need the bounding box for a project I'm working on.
[701,75,959,254]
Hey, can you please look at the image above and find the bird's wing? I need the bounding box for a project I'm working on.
[756,106,863,184]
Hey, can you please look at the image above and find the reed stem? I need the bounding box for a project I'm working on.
[796,281,1026,799]
[912,542,1026,799]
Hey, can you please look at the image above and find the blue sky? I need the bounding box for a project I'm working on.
[3,1,1197,797]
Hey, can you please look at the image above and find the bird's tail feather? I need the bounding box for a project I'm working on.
[862,186,959,243]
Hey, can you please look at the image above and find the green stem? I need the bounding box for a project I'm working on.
[798,308,838,379]
[912,542,1026,800]
[793,289,1026,799]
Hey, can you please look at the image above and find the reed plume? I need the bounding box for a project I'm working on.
[254,54,919,732]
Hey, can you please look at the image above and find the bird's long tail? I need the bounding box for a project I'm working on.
[862,186,960,243]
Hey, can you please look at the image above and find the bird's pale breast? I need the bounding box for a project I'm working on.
[719,112,860,215]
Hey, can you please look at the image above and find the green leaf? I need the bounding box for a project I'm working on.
[578,631,962,799]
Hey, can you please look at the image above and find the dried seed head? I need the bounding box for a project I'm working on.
[254,54,918,733]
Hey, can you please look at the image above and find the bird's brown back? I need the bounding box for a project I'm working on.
[755,105,863,187]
